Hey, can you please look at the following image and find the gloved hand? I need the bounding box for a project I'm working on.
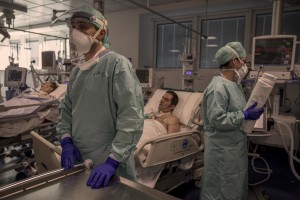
[243,102,264,120]
[60,137,82,169]
[86,157,119,189]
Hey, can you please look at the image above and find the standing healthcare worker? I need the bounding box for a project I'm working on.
[55,6,144,189]
[200,42,264,200]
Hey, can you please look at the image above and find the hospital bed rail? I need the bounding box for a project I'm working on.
[0,101,59,113]
[134,130,204,192]
[0,151,180,200]
[30,131,61,173]
[0,171,180,200]
[134,130,204,168]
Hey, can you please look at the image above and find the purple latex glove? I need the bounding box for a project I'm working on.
[243,102,264,120]
[60,137,82,169]
[86,157,119,189]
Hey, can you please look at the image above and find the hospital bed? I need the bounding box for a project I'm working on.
[29,89,205,193]
[0,84,67,176]
[0,84,67,137]
[135,89,205,192]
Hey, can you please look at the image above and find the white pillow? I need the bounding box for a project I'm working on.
[144,89,203,127]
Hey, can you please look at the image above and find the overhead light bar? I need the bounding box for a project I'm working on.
[206,44,218,47]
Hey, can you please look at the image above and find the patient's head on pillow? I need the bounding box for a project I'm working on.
[158,90,179,113]
[40,82,58,94]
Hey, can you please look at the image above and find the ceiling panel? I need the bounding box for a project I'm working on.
[22,1,40,9]
[1,0,235,40]
[13,13,30,20]
[104,1,132,12]
[27,10,48,17]
[24,0,58,5]
[2,0,194,29]
[30,5,53,15]
[44,2,74,10]
[61,0,92,9]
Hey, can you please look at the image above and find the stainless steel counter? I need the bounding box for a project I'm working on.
[0,167,180,200]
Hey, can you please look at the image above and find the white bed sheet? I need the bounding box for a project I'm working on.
[135,119,195,188]
[0,84,67,137]
[135,119,167,188]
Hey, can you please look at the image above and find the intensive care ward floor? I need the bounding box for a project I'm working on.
[0,145,299,200]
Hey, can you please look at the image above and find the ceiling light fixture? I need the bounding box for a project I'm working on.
[170,49,180,53]
[206,44,218,47]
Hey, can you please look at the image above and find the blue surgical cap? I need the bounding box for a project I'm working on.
[215,42,246,66]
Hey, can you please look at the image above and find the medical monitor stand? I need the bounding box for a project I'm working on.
[251,35,296,72]
[4,66,28,100]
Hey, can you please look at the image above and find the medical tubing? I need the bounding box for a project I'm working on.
[249,156,271,186]
[275,126,300,163]
[275,120,300,180]
[241,73,276,134]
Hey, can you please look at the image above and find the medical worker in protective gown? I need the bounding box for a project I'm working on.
[55,6,144,189]
[200,42,264,200]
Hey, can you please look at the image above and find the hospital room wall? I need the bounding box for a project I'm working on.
[105,0,300,114]
[149,69,218,92]
[105,0,209,69]
[105,0,264,71]
[106,5,218,91]
[105,0,270,91]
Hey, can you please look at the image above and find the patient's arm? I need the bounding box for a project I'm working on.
[167,116,180,134]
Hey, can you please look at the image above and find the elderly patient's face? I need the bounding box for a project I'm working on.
[158,93,175,112]
[40,82,55,94]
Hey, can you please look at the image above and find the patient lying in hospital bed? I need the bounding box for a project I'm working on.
[135,89,204,189]
[138,90,180,146]
[0,82,67,137]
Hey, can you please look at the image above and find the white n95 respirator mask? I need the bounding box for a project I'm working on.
[70,29,95,54]
[234,62,248,84]
[225,45,248,84]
